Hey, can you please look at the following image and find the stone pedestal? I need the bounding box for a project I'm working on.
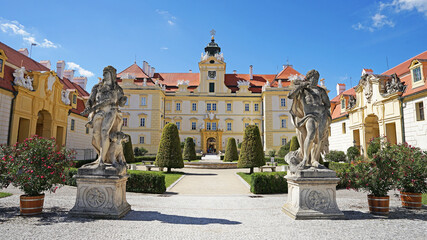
[282,168,345,220]
[70,172,131,219]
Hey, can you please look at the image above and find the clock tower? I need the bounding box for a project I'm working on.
[198,30,227,94]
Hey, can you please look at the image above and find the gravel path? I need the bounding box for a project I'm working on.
[0,168,426,240]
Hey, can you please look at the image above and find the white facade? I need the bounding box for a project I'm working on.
[403,96,427,150]
[0,92,13,144]
[66,114,95,160]
[329,118,353,152]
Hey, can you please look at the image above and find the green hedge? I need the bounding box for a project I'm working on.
[251,172,288,194]
[327,162,351,189]
[264,157,286,164]
[73,159,96,168]
[135,156,157,162]
[126,170,166,193]
[65,168,166,194]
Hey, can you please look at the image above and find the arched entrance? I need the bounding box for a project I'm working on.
[35,110,52,138]
[365,114,380,145]
[207,137,216,154]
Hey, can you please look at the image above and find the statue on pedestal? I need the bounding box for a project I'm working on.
[286,70,331,171]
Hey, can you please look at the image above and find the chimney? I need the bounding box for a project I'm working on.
[142,61,147,74]
[63,70,75,80]
[189,69,192,73]
[249,65,253,80]
[39,60,51,69]
[72,76,87,90]
[147,64,151,77]
[233,70,237,74]
[361,68,373,76]
[336,83,346,96]
[18,48,29,57]
[151,67,155,77]
[56,60,65,79]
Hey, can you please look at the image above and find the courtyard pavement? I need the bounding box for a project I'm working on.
[0,167,426,240]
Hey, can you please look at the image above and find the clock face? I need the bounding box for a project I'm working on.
[208,71,216,79]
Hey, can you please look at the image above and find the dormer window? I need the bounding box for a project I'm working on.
[409,59,425,88]
[0,49,7,78]
[413,67,422,82]
[72,94,77,104]
[341,99,346,109]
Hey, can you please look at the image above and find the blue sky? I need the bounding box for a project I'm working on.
[1,0,426,97]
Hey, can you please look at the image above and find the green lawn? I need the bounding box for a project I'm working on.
[164,172,184,188]
[423,193,427,205]
[0,192,12,198]
[237,172,251,185]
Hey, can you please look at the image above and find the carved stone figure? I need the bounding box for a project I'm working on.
[347,95,356,109]
[13,67,33,90]
[384,73,405,95]
[361,74,373,103]
[286,69,331,170]
[61,89,71,105]
[81,66,128,173]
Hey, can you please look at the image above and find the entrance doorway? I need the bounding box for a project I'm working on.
[385,122,397,145]
[35,110,52,138]
[207,137,216,154]
[365,114,380,144]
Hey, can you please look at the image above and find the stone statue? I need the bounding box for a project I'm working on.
[13,67,33,90]
[61,89,71,105]
[81,66,128,174]
[347,95,356,109]
[286,70,331,171]
[384,73,405,95]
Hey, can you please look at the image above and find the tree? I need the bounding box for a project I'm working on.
[155,123,184,172]
[183,137,197,161]
[122,134,135,163]
[237,125,265,174]
[290,136,300,151]
[278,140,291,157]
[347,146,360,162]
[224,138,238,162]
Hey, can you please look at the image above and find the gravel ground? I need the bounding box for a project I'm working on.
[1,177,426,240]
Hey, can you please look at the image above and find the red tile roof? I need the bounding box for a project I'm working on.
[331,87,355,103]
[0,42,50,72]
[156,72,200,86]
[276,65,302,79]
[117,63,149,78]
[330,87,356,120]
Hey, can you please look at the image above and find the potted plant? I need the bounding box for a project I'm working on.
[344,138,398,215]
[392,143,427,209]
[4,135,74,215]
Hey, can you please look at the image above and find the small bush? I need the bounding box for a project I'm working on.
[329,162,352,189]
[289,136,299,151]
[347,146,360,162]
[135,156,157,162]
[264,157,286,164]
[122,134,135,163]
[126,170,166,193]
[224,138,238,162]
[251,172,288,194]
[134,147,148,157]
[268,150,276,158]
[277,140,291,158]
[183,137,197,161]
[367,138,380,158]
[325,150,346,162]
[238,142,242,149]
[64,168,78,186]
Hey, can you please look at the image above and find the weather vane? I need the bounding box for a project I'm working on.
[210,29,216,37]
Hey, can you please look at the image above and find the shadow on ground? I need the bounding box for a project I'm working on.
[183,173,218,176]
[123,210,241,225]
[343,207,427,221]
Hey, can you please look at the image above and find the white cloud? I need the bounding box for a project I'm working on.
[0,19,59,48]
[372,13,395,28]
[390,0,427,16]
[156,9,176,26]
[67,62,94,78]
[160,47,168,50]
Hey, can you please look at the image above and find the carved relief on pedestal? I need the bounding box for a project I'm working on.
[86,187,107,208]
[305,190,330,211]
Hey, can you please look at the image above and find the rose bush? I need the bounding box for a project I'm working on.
[4,135,75,196]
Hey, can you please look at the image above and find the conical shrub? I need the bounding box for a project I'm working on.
[122,134,135,163]
[290,136,300,151]
[224,137,238,162]
[238,125,265,173]
[183,137,197,161]
[155,123,184,172]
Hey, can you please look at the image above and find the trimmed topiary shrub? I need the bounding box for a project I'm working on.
[134,147,148,157]
[224,138,238,162]
[122,134,135,163]
[347,146,360,162]
[183,137,197,161]
[268,150,276,158]
[135,156,157,162]
[155,123,184,172]
[277,140,291,157]
[238,125,265,173]
[289,136,299,151]
[126,170,166,193]
[251,172,288,194]
[325,150,346,162]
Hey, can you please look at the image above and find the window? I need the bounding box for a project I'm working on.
[86,127,89,134]
[141,97,146,106]
[71,119,75,131]
[176,102,181,111]
[206,122,211,130]
[207,103,211,111]
[209,82,215,93]
[192,103,197,111]
[140,118,146,127]
[341,99,346,109]
[212,103,217,111]
[245,104,250,112]
[254,103,259,112]
[212,122,217,130]
[73,95,77,104]
[165,102,171,111]
[342,122,346,134]
[282,138,287,146]
[281,98,286,107]
[0,59,3,73]
[123,117,128,127]
[176,122,180,130]
[124,97,129,106]
[139,136,145,144]
[227,122,232,131]
[227,103,232,111]
[413,67,422,82]
[245,123,249,128]
[416,102,425,121]
[192,122,196,130]
[281,119,286,128]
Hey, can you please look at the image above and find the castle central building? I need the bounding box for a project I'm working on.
[117,36,304,154]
